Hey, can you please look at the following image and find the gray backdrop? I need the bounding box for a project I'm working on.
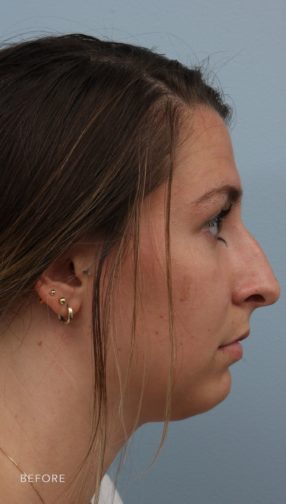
[1,1,285,502]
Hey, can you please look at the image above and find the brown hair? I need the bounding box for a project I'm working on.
[0,33,231,502]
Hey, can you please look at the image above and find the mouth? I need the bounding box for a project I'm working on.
[217,330,250,361]
[218,330,250,349]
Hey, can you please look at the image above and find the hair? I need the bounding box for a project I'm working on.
[0,32,232,503]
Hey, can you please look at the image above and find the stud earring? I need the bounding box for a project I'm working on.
[39,288,56,303]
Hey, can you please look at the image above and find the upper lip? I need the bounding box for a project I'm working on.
[219,330,250,348]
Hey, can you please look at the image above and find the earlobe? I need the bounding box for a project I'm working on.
[34,275,81,324]
[57,297,74,325]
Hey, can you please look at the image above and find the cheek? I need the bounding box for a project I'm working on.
[173,254,224,309]
[138,224,231,339]
[171,256,230,353]
[105,235,170,367]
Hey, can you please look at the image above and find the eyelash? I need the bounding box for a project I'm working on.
[207,204,232,243]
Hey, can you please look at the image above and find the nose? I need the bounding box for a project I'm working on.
[232,228,281,309]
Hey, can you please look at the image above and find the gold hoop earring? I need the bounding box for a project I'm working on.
[58,305,74,325]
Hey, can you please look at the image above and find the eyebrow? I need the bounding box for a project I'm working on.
[192,184,243,208]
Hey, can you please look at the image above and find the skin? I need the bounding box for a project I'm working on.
[0,105,280,502]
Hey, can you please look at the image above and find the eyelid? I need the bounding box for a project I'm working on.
[198,196,239,234]
[205,202,233,237]
[208,200,233,224]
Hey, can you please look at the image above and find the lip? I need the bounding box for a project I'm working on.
[218,330,250,349]
[218,341,244,360]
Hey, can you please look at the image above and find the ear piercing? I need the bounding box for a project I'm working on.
[58,308,74,324]
[38,289,74,324]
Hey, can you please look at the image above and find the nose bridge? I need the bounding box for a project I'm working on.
[234,227,280,307]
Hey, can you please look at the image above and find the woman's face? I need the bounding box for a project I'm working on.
[107,105,280,424]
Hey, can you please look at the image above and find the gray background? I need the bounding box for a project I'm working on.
[1,1,285,502]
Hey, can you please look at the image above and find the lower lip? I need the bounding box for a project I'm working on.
[218,341,243,360]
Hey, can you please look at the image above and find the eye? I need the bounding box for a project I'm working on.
[207,204,232,239]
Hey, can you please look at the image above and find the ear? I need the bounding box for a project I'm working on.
[34,241,96,321]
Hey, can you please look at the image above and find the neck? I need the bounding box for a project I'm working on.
[0,309,97,503]
[0,305,141,503]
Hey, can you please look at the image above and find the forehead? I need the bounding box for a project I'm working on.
[141,105,241,228]
[172,105,241,199]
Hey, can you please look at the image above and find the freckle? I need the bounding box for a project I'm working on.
[37,341,43,347]
[155,331,159,335]
[159,315,164,319]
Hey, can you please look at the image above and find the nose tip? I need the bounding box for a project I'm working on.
[267,273,281,305]
[246,272,281,307]
[234,230,281,309]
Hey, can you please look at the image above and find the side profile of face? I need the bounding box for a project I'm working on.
[106,104,280,424]
[0,103,280,500]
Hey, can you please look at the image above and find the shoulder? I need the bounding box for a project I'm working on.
[90,473,124,504]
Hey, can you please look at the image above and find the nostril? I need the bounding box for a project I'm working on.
[246,293,265,304]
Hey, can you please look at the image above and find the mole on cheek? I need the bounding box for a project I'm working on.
[37,341,43,347]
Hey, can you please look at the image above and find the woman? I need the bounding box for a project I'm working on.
[0,33,280,503]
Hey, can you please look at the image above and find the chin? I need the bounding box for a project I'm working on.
[171,370,233,421]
